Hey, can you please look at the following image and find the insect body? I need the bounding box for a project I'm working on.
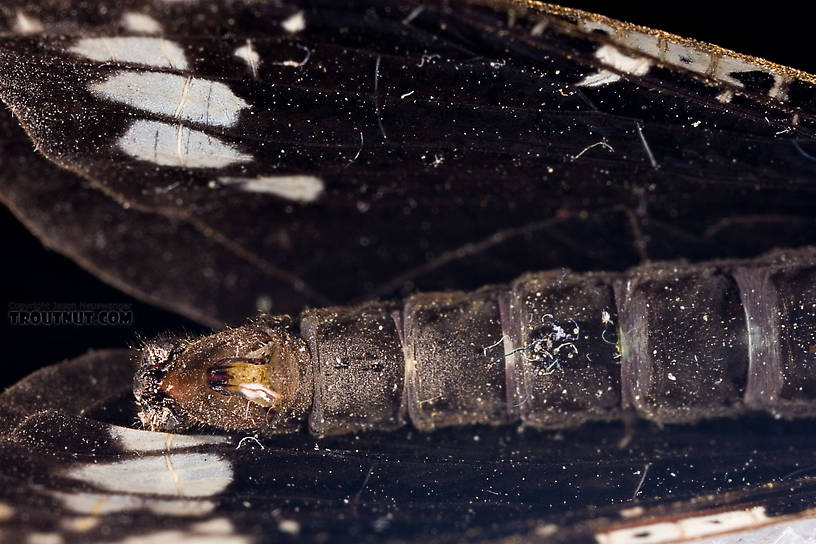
[4,1,816,542]
[136,246,816,435]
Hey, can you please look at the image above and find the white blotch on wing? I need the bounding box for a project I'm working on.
[191,518,237,534]
[768,74,790,100]
[0,501,13,521]
[618,506,644,519]
[695,518,816,544]
[59,516,100,533]
[234,40,261,78]
[120,120,252,168]
[122,12,163,34]
[24,532,62,544]
[118,528,249,544]
[89,71,249,127]
[281,11,306,33]
[218,175,324,202]
[52,490,217,517]
[109,425,230,452]
[576,18,793,100]
[577,44,651,87]
[278,519,301,535]
[63,452,233,497]
[595,506,768,544]
[14,11,44,34]
[716,89,734,103]
[69,37,189,70]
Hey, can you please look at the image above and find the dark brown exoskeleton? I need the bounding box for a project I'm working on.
[135,247,816,436]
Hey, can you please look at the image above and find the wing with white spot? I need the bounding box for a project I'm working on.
[1,0,816,326]
[3,350,816,542]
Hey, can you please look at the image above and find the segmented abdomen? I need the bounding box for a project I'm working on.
[300,247,816,436]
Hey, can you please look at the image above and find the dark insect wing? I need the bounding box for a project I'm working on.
[7,351,816,543]
[2,1,816,543]
[2,0,816,327]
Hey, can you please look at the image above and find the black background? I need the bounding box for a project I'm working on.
[1,2,812,390]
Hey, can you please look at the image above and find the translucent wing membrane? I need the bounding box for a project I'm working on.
[2,0,816,325]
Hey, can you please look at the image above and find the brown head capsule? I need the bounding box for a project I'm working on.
[134,315,313,434]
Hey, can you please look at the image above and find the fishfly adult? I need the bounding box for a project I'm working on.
[2,1,816,543]
[136,248,816,435]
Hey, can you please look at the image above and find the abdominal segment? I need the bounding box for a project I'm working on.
[140,247,816,436]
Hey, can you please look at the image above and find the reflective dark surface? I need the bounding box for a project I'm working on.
[4,350,816,543]
[2,0,815,328]
[2,1,816,542]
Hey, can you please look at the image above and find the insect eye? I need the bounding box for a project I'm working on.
[140,340,183,373]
